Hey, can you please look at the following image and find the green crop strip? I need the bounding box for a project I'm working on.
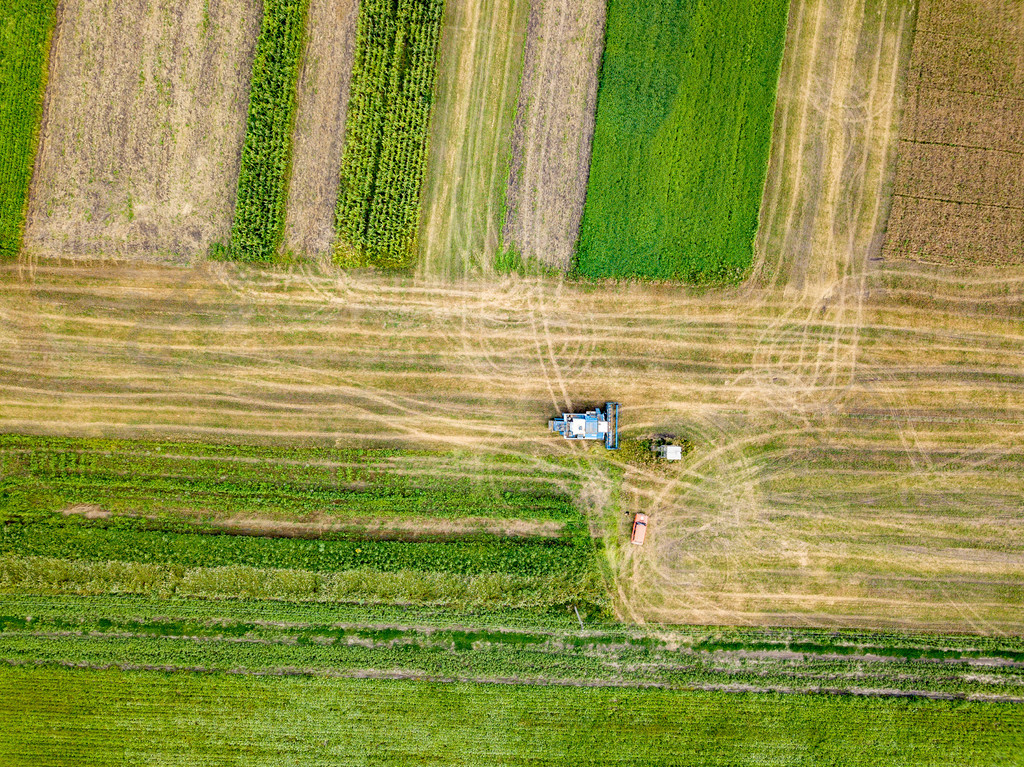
[0,0,57,261]
[0,514,597,577]
[0,555,607,613]
[577,0,789,282]
[3,668,1023,765]
[3,595,1024,700]
[0,595,593,631]
[0,433,581,523]
[334,0,444,269]
[227,0,310,261]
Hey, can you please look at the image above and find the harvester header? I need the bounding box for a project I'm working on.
[548,402,620,450]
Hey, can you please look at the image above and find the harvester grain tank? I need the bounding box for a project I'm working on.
[548,402,619,450]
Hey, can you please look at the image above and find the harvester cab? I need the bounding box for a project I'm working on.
[548,402,620,450]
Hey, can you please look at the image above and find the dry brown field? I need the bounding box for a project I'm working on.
[416,0,529,279]
[882,0,1024,265]
[501,0,605,270]
[281,0,359,258]
[23,0,260,262]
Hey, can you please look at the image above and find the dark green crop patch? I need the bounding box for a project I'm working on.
[577,0,789,282]
[334,0,445,269]
[228,0,310,261]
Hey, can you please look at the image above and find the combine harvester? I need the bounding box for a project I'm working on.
[548,402,620,450]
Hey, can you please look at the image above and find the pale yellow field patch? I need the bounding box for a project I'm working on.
[416,0,529,279]
[282,0,360,258]
[24,0,261,261]
[503,0,605,270]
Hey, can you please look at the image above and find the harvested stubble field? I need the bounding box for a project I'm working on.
[501,0,606,271]
[2,256,1024,634]
[882,0,1024,265]
[23,0,261,262]
[755,0,916,291]
[281,0,359,258]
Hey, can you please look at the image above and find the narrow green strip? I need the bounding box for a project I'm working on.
[0,0,58,260]
[228,0,310,261]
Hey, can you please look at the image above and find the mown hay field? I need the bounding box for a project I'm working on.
[883,0,1024,265]
[3,667,1022,765]
[576,0,790,282]
[416,0,529,278]
[2,258,1024,634]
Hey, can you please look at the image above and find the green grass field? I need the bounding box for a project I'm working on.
[576,0,789,282]
[2,667,1022,765]
[0,0,57,260]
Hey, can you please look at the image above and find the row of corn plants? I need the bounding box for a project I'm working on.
[334,0,444,268]
[0,594,593,631]
[227,0,310,261]
[0,0,58,260]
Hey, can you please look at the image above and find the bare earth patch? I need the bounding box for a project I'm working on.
[23,0,260,262]
[58,505,565,539]
[502,0,605,270]
[281,0,359,258]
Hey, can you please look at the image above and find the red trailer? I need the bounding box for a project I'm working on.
[630,513,648,545]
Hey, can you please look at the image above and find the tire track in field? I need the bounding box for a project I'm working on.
[5,261,1024,631]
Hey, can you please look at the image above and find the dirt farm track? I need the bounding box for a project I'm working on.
[2,255,1024,634]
